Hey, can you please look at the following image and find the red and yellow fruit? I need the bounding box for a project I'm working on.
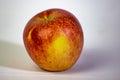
[23,8,84,71]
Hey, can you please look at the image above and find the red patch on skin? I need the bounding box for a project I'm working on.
[31,28,42,45]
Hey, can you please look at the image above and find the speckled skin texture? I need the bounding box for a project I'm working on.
[23,9,84,71]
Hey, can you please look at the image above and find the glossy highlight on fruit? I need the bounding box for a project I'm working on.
[23,8,84,71]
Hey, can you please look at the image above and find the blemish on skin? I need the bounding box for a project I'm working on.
[49,61,52,63]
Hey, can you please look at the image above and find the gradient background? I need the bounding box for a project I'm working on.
[0,0,120,80]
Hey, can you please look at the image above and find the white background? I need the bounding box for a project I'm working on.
[0,0,120,80]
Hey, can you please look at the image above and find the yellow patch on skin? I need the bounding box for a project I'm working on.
[46,33,72,70]
[36,17,45,21]
[27,27,36,41]
[48,34,70,57]
[53,35,70,54]
[35,12,55,21]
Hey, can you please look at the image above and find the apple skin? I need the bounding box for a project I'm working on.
[23,8,84,71]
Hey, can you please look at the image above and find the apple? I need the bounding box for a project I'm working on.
[23,8,84,71]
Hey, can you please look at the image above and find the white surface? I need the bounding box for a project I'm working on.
[0,0,120,80]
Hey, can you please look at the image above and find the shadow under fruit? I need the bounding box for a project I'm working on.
[23,8,84,71]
